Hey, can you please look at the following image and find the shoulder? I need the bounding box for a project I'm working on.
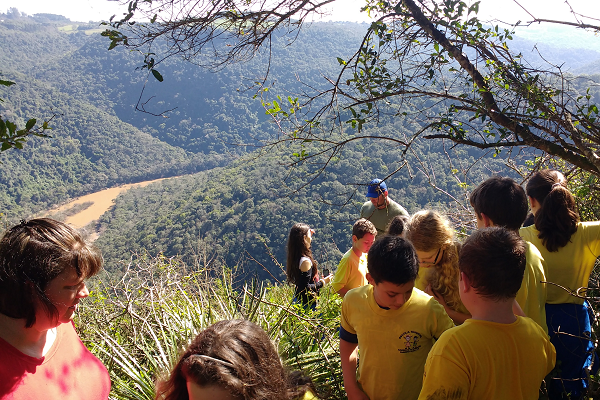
[579,221,600,237]
[341,286,371,318]
[409,287,438,308]
[360,201,373,215]
[345,285,370,302]
[387,199,409,215]
[343,286,371,311]
[519,225,538,240]
[339,249,353,263]
[524,242,545,268]
[299,257,312,272]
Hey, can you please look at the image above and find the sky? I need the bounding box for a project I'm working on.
[0,0,599,25]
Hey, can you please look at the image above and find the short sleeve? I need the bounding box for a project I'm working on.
[340,296,356,335]
[360,202,368,219]
[428,297,455,340]
[331,255,350,292]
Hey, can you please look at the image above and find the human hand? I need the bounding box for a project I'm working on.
[424,284,434,296]
[426,285,447,307]
[322,274,334,284]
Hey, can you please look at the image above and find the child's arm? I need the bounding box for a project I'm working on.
[340,339,370,400]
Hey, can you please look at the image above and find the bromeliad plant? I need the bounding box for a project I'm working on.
[76,253,344,400]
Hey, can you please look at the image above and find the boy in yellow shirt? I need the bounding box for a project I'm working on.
[332,219,377,297]
[469,176,548,332]
[418,227,556,400]
[340,235,454,400]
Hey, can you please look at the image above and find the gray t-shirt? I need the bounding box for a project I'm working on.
[360,198,409,237]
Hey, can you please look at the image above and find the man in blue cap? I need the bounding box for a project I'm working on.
[360,178,409,237]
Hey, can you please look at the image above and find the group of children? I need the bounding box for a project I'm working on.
[286,170,600,400]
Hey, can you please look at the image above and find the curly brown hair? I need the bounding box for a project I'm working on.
[406,210,465,314]
[155,319,313,400]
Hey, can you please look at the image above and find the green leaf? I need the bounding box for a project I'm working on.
[0,79,15,87]
[25,118,36,130]
[151,69,164,82]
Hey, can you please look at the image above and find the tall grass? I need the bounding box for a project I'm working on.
[76,254,344,400]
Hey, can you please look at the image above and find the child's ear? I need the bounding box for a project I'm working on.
[480,213,493,227]
[366,273,374,285]
[352,235,358,243]
[460,272,471,292]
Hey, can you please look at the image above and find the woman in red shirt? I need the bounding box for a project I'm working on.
[0,218,111,399]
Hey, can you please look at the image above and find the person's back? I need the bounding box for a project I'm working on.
[520,222,600,304]
[418,228,555,400]
[470,176,548,331]
[422,317,553,400]
[340,236,453,400]
[520,170,600,399]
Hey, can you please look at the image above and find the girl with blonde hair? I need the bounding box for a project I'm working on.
[407,210,470,324]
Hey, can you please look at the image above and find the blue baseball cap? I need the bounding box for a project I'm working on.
[366,179,387,198]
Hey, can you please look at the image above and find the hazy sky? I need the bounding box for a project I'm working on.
[0,0,598,25]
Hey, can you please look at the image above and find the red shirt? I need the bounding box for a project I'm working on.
[0,321,111,399]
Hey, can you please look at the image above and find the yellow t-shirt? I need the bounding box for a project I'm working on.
[520,221,600,304]
[331,249,368,293]
[418,317,556,400]
[341,285,454,400]
[414,266,430,291]
[515,242,548,332]
[297,390,317,400]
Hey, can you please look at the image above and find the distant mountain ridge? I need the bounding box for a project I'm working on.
[1,14,598,279]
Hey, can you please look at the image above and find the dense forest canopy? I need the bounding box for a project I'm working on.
[102,0,600,176]
[1,11,599,278]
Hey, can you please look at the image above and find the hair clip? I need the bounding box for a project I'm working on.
[551,182,563,189]
[188,354,234,368]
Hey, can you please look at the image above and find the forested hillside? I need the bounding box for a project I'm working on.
[2,12,599,279]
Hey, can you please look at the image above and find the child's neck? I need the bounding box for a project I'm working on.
[468,297,517,324]
[352,246,363,257]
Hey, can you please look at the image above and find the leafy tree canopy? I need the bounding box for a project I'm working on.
[103,0,600,177]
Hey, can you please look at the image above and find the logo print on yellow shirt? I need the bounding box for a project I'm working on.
[398,331,422,353]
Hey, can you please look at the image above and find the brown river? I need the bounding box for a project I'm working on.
[43,177,173,239]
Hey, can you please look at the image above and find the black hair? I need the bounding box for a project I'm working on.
[367,235,418,285]
[386,215,409,236]
[459,227,526,300]
[469,176,528,230]
[0,218,102,327]
[526,169,579,252]
[286,223,317,285]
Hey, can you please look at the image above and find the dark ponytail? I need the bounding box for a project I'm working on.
[526,170,579,252]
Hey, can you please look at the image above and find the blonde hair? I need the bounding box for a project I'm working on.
[407,210,466,314]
